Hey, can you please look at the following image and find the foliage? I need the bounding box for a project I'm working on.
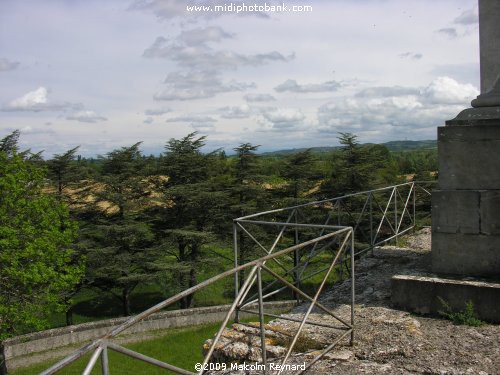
[0,129,438,333]
[0,135,83,339]
[438,297,484,327]
[321,133,399,197]
[84,143,156,316]
[281,149,317,201]
[150,133,226,308]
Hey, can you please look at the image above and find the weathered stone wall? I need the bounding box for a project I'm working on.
[432,123,500,277]
[3,301,295,368]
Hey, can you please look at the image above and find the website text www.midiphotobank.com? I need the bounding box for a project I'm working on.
[187,2,313,14]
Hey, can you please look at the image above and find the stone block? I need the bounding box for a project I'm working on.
[432,190,480,234]
[391,274,500,323]
[480,190,500,235]
[431,232,500,277]
[437,124,500,190]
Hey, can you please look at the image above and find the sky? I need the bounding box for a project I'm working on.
[0,0,480,157]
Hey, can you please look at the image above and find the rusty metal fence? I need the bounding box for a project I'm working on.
[41,181,433,375]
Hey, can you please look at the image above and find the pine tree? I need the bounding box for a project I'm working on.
[150,133,225,308]
[84,143,155,316]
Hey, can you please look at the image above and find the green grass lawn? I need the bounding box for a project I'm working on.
[14,317,273,375]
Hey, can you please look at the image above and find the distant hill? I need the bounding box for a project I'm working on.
[260,140,437,156]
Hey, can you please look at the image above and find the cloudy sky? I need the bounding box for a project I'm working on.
[0,0,480,156]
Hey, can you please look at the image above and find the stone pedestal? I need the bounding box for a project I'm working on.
[431,113,500,278]
[391,0,500,323]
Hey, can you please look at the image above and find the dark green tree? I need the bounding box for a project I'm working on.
[282,149,316,201]
[84,143,155,316]
[322,133,396,197]
[151,133,225,308]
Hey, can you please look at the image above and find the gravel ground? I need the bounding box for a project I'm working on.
[209,228,500,375]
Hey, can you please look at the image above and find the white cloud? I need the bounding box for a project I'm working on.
[317,77,478,137]
[190,122,216,134]
[166,115,217,123]
[243,93,276,102]
[7,87,48,110]
[453,9,478,25]
[274,79,342,93]
[129,0,270,20]
[144,107,171,116]
[154,70,254,101]
[355,86,421,98]
[398,52,423,60]
[144,116,154,124]
[143,34,293,70]
[2,87,81,112]
[422,76,478,105]
[437,27,458,39]
[0,58,20,72]
[178,26,233,46]
[219,104,252,119]
[166,114,217,133]
[66,110,107,123]
[260,108,306,130]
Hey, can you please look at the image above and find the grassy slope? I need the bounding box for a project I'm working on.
[14,317,273,375]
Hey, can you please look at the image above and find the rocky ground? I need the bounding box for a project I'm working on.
[206,228,500,374]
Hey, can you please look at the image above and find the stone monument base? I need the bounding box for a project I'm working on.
[431,114,500,278]
[391,274,500,323]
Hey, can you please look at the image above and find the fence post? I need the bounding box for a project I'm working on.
[294,209,300,303]
[412,182,417,232]
[369,192,374,256]
[257,267,267,374]
[233,221,240,323]
[101,344,109,375]
[350,229,355,346]
[394,187,398,245]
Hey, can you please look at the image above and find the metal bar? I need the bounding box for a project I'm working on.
[413,182,417,233]
[236,182,415,220]
[199,266,259,374]
[239,236,340,308]
[101,345,109,375]
[396,184,414,233]
[369,192,374,255]
[235,181,433,223]
[82,346,103,375]
[236,220,345,230]
[394,186,398,242]
[297,329,352,375]
[40,341,99,375]
[238,309,350,331]
[294,209,300,303]
[236,222,288,272]
[261,265,352,329]
[373,187,396,243]
[268,209,296,254]
[235,210,296,307]
[240,257,333,309]
[257,267,267,374]
[106,342,193,375]
[277,231,352,373]
[350,229,355,346]
[101,229,348,342]
[233,222,239,322]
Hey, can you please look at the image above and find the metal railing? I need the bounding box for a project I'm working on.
[41,181,433,375]
[41,227,354,375]
[232,181,434,316]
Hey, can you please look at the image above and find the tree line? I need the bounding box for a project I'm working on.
[0,130,437,345]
